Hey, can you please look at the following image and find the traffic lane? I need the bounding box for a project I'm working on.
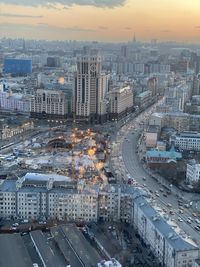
[122,132,180,208]
[121,128,200,242]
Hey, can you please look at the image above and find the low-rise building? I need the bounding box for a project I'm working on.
[0,118,34,140]
[144,125,160,148]
[135,90,152,109]
[171,131,200,152]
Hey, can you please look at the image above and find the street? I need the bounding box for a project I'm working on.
[110,100,200,246]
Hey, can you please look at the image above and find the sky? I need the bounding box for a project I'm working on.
[0,0,200,42]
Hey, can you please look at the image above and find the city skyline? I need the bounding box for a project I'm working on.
[1,0,200,42]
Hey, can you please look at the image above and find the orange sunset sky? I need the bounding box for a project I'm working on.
[0,0,200,42]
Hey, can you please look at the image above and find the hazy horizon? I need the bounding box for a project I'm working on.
[1,0,200,43]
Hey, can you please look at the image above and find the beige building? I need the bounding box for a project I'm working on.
[108,85,133,120]
[30,89,68,119]
[74,52,108,123]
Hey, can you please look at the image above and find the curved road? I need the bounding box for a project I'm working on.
[110,101,200,246]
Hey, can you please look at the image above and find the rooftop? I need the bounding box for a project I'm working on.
[146,149,182,160]
[0,233,33,267]
[135,196,198,251]
[137,90,151,98]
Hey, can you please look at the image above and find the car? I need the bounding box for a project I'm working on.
[155,193,160,197]
[142,177,146,181]
[178,218,183,222]
[195,226,200,231]
[163,194,167,197]
[159,188,164,192]
[187,220,192,224]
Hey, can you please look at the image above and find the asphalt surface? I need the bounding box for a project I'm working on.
[30,230,66,267]
[51,226,84,267]
[0,233,33,267]
[61,224,102,266]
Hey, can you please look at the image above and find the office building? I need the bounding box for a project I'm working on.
[108,85,133,120]
[74,52,107,123]
[30,89,68,119]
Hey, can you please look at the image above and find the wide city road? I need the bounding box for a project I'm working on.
[110,100,200,246]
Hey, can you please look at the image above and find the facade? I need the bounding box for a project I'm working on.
[171,131,200,152]
[108,85,133,120]
[30,89,68,119]
[0,173,199,266]
[0,173,140,223]
[150,112,200,133]
[74,52,107,123]
[0,91,30,112]
[135,90,152,109]
[0,119,34,140]
[144,125,160,148]
[4,58,32,74]
[186,162,200,184]
[0,173,98,222]
[146,148,182,164]
[133,196,199,267]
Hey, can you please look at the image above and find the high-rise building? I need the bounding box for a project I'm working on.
[74,51,107,123]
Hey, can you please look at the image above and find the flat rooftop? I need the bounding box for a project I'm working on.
[60,224,102,266]
[30,230,66,267]
[0,233,33,267]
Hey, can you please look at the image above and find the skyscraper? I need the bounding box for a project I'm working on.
[74,51,107,123]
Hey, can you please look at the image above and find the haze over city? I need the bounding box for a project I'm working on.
[1,0,200,42]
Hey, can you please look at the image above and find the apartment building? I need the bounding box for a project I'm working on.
[133,196,199,267]
[186,161,200,184]
[108,85,133,121]
[30,89,68,119]
[171,131,200,152]
[149,112,200,133]
[0,173,98,222]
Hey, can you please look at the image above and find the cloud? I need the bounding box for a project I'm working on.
[195,26,200,29]
[0,12,43,18]
[124,27,131,30]
[98,26,108,30]
[0,22,95,32]
[160,30,171,33]
[0,0,126,8]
